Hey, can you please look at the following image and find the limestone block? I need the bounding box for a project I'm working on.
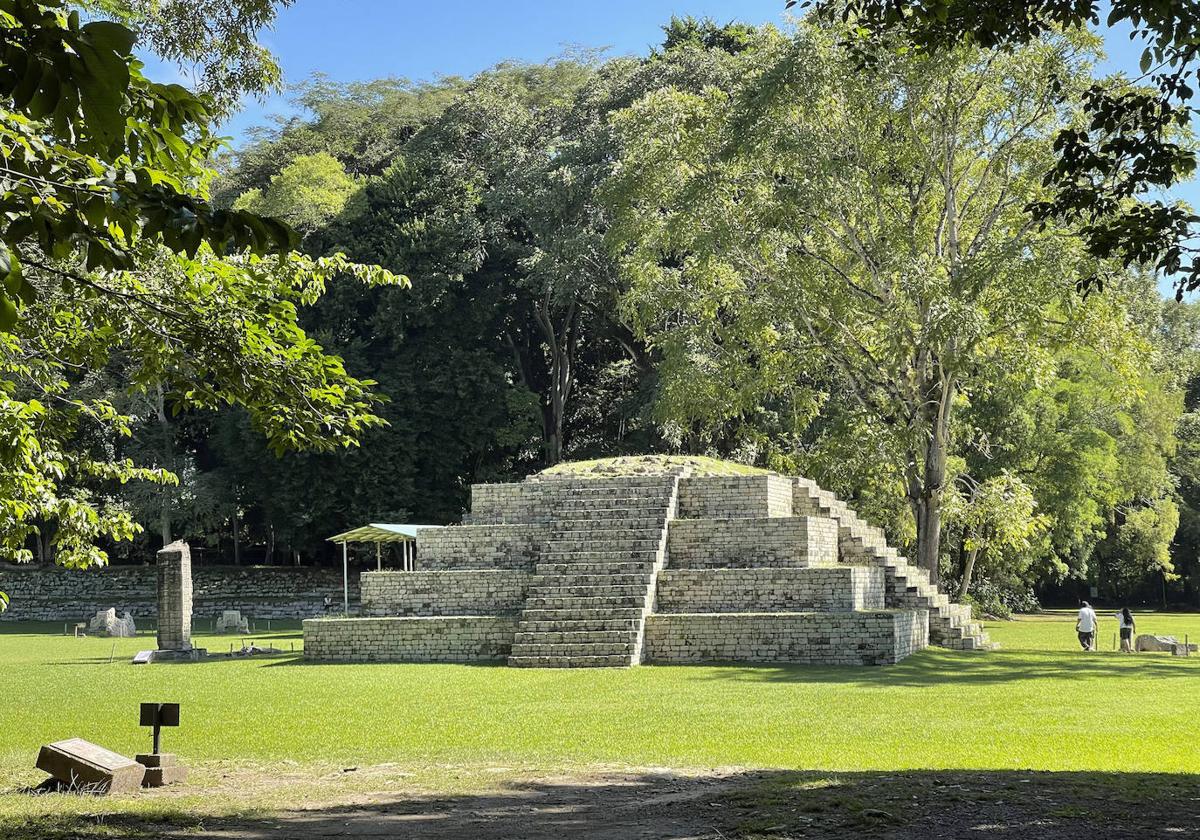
[1136,634,1198,653]
[37,738,145,794]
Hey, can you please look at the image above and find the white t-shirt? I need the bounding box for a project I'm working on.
[1116,612,1134,629]
[1077,607,1097,633]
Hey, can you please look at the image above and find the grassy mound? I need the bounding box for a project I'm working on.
[538,454,770,478]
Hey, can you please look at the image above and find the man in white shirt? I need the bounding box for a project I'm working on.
[1076,601,1098,651]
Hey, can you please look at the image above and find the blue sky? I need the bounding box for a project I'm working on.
[144,1,1193,296]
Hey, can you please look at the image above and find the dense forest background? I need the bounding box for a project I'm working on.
[49,18,1200,614]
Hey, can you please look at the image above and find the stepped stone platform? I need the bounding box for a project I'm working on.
[304,461,992,666]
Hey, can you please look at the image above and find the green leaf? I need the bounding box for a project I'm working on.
[81,21,138,57]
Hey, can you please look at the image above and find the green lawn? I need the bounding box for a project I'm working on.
[2,612,1198,838]
[2,610,1198,784]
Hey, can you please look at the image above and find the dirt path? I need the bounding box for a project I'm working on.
[159,766,1200,840]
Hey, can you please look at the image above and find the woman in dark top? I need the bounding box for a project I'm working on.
[1117,607,1136,653]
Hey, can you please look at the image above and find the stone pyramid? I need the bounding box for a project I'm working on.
[304,460,991,666]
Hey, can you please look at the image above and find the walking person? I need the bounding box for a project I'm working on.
[1116,607,1136,653]
[1076,600,1098,651]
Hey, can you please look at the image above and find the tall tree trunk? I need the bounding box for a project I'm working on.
[915,495,943,586]
[155,386,173,546]
[527,295,578,466]
[231,508,240,566]
[958,544,980,600]
[911,375,956,588]
[266,523,275,565]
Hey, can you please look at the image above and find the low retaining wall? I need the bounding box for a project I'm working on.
[666,517,837,568]
[655,567,885,613]
[416,525,547,571]
[677,475,794,520]
[303,616,517,662]
[642,609,928,665]
[0,564,356,622]
[361,570,532,616]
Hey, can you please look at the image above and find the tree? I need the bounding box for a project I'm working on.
[795,0,1200,301]
[943,471,1047,600]
[83,0,293,116]
[0,0,295,326]
[234,152,362,235]
[0,1,404,611]
[607,23,1117,583]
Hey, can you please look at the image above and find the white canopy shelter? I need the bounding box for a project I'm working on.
[327,523,445,614]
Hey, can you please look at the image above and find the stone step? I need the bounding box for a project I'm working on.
[523,594,648,610]
[513,629,639,645]
[527,583,649,599]
[550,506,670,519]
[508,654,634,668]
[533,476,678,489]
[531,572,654,587]
[510,641,637,657]
[545,537,663,551]
[549,486,672,499]
[550,516,668,530]
[518,616,642,633]
[536,562,655,576]
[519,607,645,622]
[546,526,665,538]
[540,548,661,563]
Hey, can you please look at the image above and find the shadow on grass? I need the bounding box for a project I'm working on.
[685,647,1200,687]
[6,768,1198,840]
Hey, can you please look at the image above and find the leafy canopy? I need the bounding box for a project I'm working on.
[0,0,296,329]
[793,0,1200,299]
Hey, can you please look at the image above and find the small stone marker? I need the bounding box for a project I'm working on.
[36,738,145,794]
[136,702,187,787]
[131,650,154,665]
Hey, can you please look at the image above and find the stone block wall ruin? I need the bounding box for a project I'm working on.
[304,470,992,667]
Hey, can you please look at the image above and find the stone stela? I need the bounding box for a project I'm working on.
[156,541,192,652]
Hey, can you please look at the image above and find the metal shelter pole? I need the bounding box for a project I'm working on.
[376,541,381,572]
[342,541,349,615]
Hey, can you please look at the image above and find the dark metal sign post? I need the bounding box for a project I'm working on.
[139,702,180,755]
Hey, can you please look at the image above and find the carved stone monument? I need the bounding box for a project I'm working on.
[36,738,145,794]
[157,541,192,653]
[215,609,250,634]
[87,608,136,637]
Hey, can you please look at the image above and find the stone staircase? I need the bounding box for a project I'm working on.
[792,478,994,650]
[509,475,682,667]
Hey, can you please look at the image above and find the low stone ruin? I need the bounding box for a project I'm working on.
[86,608,136,638]
[215,609,250,634]
[1136,634,1197,655]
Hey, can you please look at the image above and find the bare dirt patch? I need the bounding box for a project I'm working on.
[6,764,1198,839]
[170,766,1200,840]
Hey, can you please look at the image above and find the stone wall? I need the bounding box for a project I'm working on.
[0,564,357,622]
[303,616,517,662]
[666,516,837,568]
[416,525,547,571]
[642,609,928,665]
[361,570,532,616]
[463,484,548,525]
[655,567,885,613]
[677,475,794,519]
